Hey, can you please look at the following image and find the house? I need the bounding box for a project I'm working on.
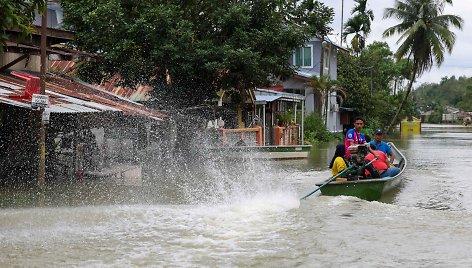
[283,37,348,132]
[214,37,347,149]
[254,88,305,145]
[1,2,86,71]
[419,110,433,122]
[442,106,461,123]
[0,3,170,185]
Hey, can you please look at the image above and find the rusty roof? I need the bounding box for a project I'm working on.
[98,74,153,102]
[49,61,153,102]
[0,71,167,121]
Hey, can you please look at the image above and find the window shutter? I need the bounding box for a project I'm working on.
[295,47,302,66]
[303,47,311,67]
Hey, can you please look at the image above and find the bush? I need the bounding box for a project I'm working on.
[428,111,442,123]
[303,112,336,143]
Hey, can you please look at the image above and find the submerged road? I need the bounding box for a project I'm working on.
[1,125,472,267]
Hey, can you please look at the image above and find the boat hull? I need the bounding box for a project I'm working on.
[319,176,401,201]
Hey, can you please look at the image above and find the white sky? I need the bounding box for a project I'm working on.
[325,0,472,86]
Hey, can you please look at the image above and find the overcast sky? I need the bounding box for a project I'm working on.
[325,0,471,86]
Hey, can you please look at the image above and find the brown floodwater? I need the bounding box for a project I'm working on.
[1,124,472,267]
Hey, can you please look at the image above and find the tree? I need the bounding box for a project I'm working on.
[337,52,373,118]
[0,0,46,52]
[413,76,472,115]
[342,15,365,55]
[351,0,374,35]
[342,0,374,55]
[337,42,413,129]
[456,85,472,111]
[306,75,344,126]
[358,42,394,94]
[61,0,334,110]
[383,0,463,133]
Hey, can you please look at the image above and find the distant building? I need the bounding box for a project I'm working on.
[442,106,461,123]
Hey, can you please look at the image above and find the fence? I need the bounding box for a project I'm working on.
[219,126,263,146]
[273,125,300,145]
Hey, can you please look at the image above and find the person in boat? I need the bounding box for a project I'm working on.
[362,144,401,178]
[370,129,394,165]
[345,116,378,161]
[329,144,348,177]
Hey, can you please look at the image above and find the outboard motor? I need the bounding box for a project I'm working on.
[347,143,379,179]
[347,143,370,166]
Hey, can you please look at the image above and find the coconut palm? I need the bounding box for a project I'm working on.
[383,0,463,133]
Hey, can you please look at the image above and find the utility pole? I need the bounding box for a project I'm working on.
[340,0,344,46]
[38,3,47,190]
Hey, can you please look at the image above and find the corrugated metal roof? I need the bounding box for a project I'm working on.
[0,96,31,108]
[255,95,281,104]
[96,74,153,102]
[294,69,319,79]
[52,103,100,113]
[0,72,167,121]
[255,88,305,101]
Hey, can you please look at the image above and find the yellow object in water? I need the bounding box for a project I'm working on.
[401,116,421,134]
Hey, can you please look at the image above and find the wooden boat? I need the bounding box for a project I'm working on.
[315,142,407,201]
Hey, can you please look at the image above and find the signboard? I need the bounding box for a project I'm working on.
[42,110,51,124]
[31,94,49,108]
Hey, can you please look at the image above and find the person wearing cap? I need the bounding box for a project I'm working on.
[369,129,394,164]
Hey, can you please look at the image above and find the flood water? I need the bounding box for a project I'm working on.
[2,124,472,267]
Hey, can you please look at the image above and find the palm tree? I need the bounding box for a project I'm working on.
[342,0,374,55]
[351,0,375,35]
[343,15,365,55]
[383,0,463,133]
[306,75,345,126]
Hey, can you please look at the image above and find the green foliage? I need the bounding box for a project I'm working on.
[382,0,463,132]
[342,15,366,55]
[413,76,472,120]
[342,0,374,55]
[0,0,46,52]
[306,75,341,125]
[428,111,443,124]
[359,42,407,95]
[338,42,411,129]
[276,110,294,126]
[384,0,463,76]
[362,118,381,136]
[457,85,472,111]
[337,52,372,116]
[61,0,334,109]
[303,112,335,143]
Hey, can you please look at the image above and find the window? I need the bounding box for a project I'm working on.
[323,47,330,69]
[294,45,313,68]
